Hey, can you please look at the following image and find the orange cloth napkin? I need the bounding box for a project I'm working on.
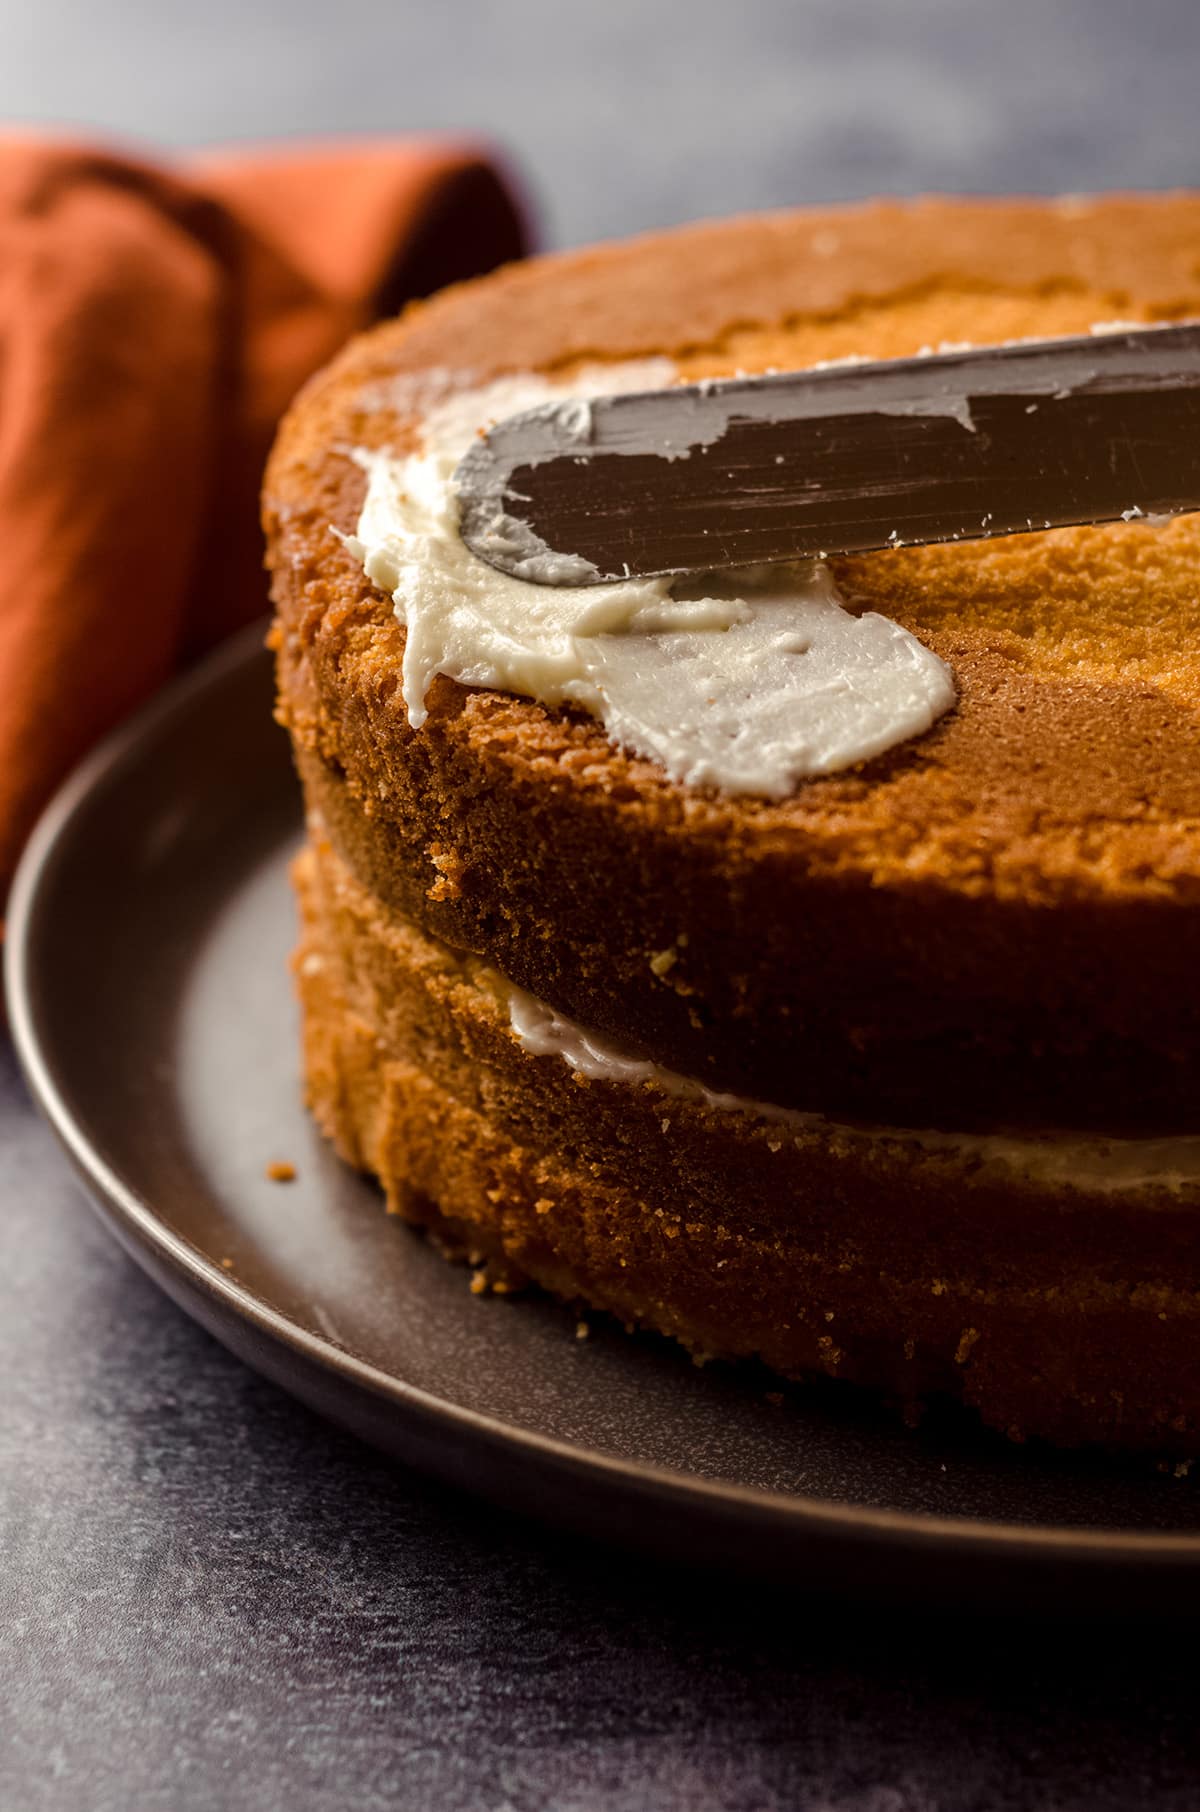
[0,135,528,891]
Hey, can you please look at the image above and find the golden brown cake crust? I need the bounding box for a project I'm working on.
[266,196,1200,1130]
[294,833,1200,1457]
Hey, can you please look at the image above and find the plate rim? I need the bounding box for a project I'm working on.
[9,622,1200,1578]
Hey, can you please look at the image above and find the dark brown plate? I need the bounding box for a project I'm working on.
[9,624,1200,1613]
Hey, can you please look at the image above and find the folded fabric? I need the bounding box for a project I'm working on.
[0,134,528,893]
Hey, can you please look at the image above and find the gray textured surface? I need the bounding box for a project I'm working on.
[6,3,1200,1807]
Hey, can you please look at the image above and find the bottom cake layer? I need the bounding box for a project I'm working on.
[293,829,1200,1456]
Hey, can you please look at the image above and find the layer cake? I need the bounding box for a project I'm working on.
[266,196,1200,1453]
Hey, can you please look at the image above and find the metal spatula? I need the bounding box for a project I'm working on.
[454,323,1200,585]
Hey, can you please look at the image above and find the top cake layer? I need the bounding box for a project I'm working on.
[266,196,1200,1133]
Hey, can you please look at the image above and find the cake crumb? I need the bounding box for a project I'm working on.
[649,947,678,978]
[575,1320,590,1340]
[265,1161,296,1183]
[954,1327,980,1365]
[767,1139,782,1154]
[426,842,463,901]
[220,1257,235,1271]
[534,1197,554,1215]
[1175,1460,1193,1479]
[469,1269,488,1296]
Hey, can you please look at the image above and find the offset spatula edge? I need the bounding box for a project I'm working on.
[453,323,1200,585]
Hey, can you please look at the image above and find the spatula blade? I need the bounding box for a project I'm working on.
[454,324,1200,585]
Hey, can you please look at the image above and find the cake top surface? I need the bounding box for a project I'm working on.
[265,194,1200,905]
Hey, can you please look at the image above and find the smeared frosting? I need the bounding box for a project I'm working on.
[345,362,954,796]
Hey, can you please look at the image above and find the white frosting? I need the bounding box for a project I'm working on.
[345,362,955,796]
[505,982,1200,1196]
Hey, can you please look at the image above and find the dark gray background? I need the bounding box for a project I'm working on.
[2,0,1199,245]
[6,3,1200,1807]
